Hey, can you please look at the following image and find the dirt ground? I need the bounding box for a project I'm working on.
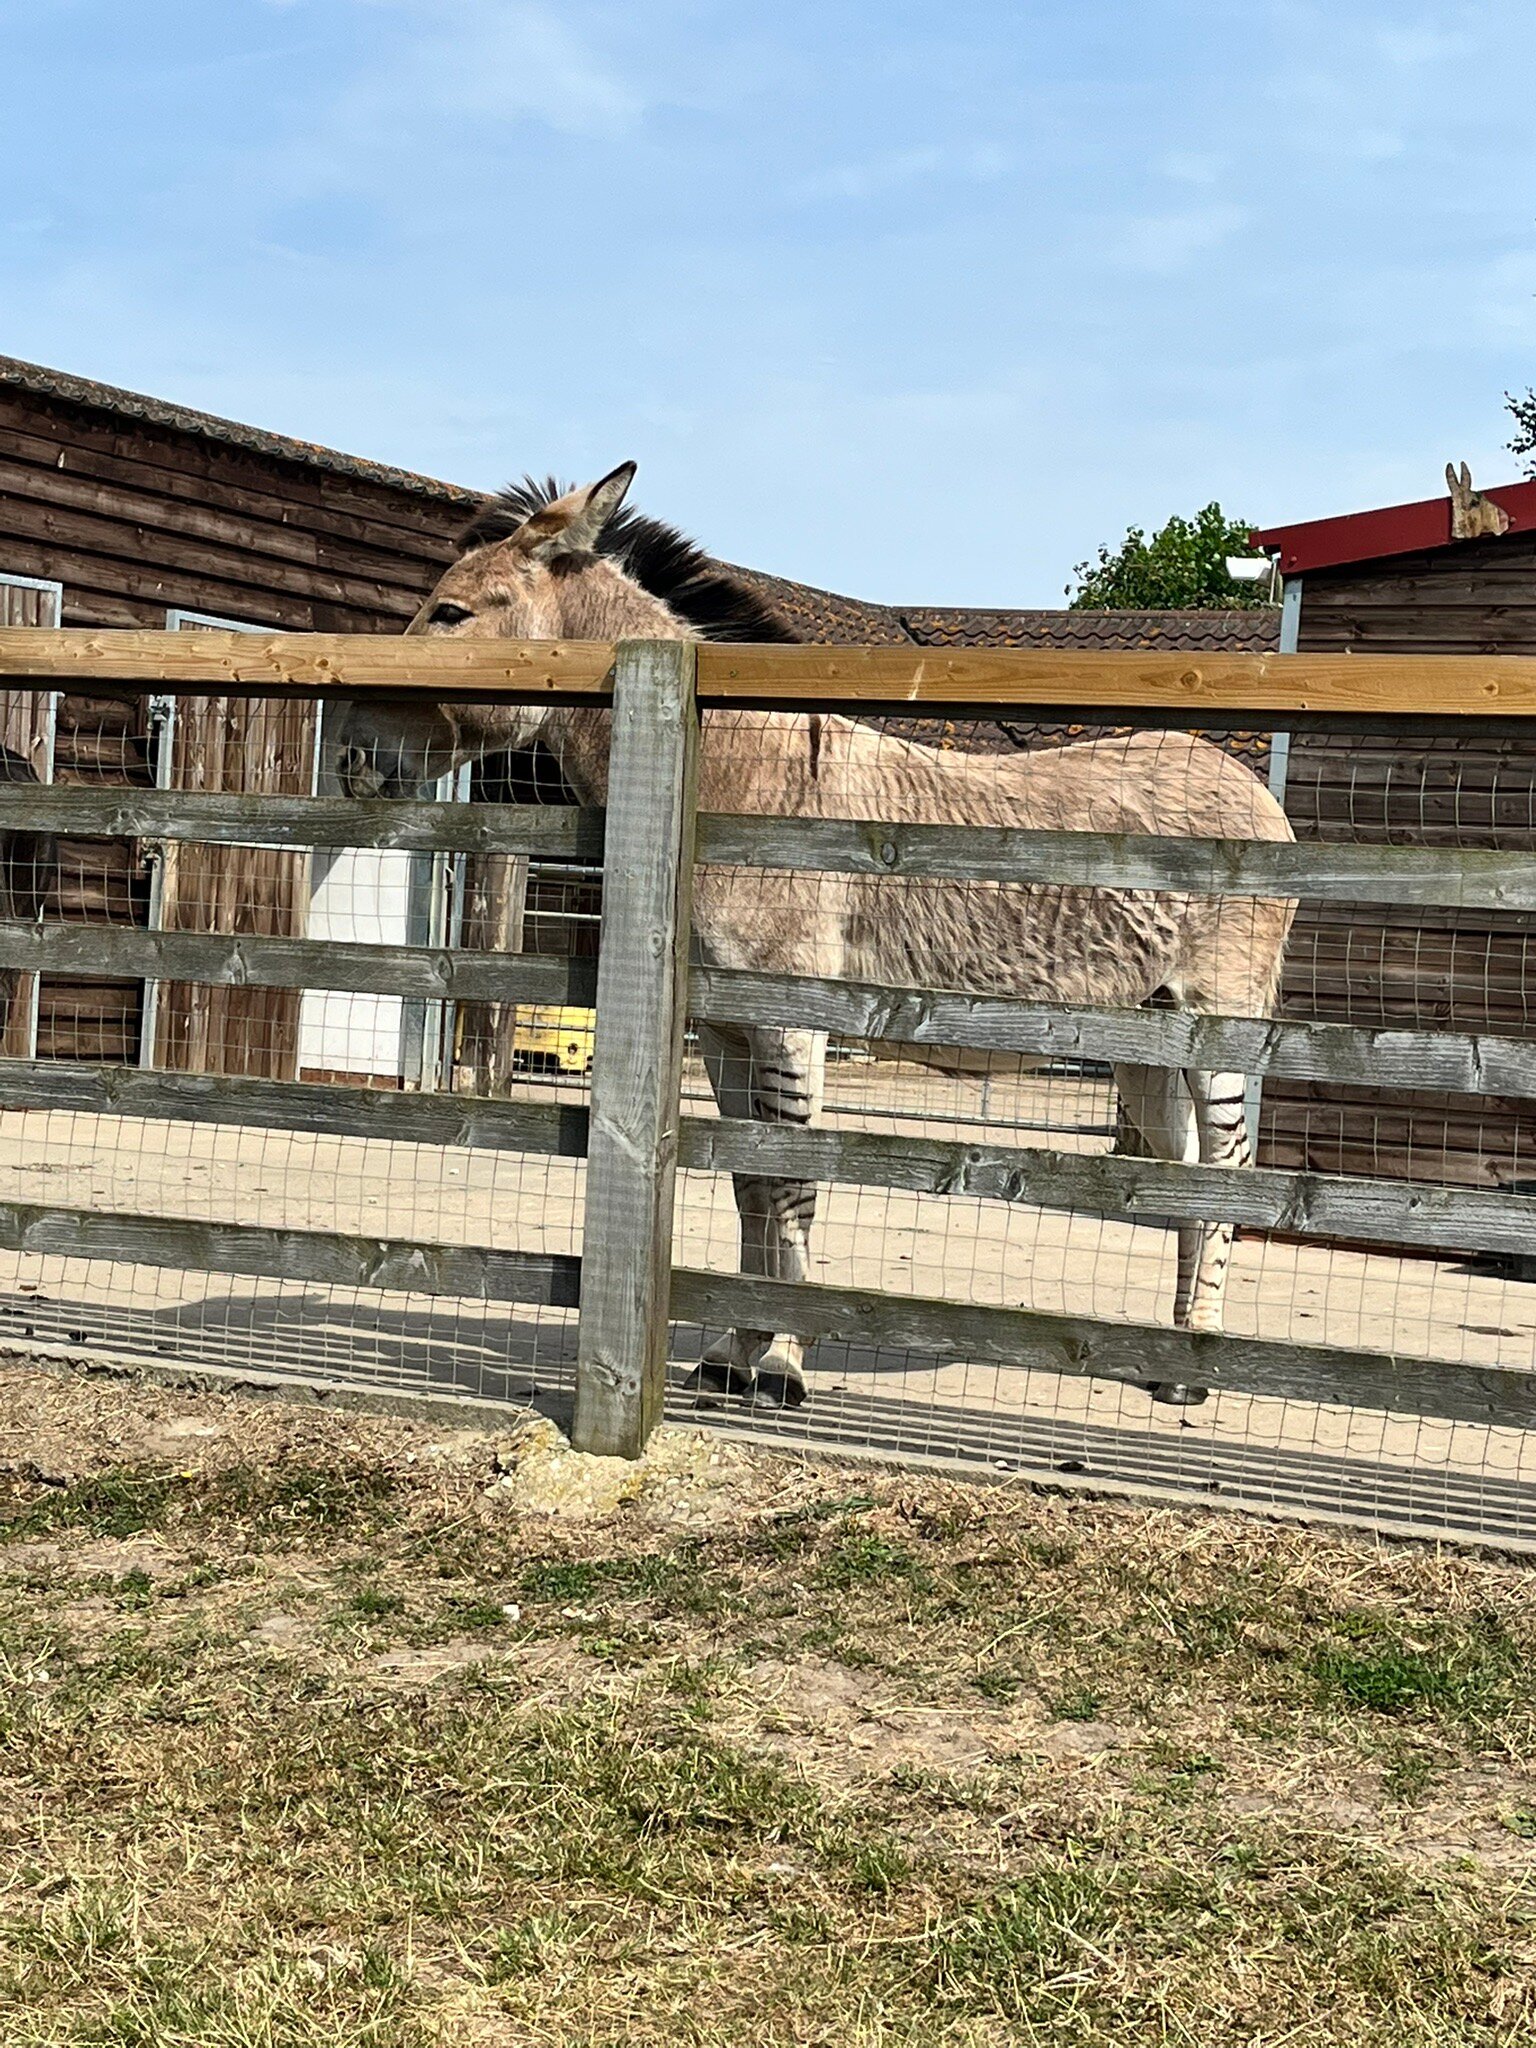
[0,1068,1532,1518]
[1,1361,1534,2045]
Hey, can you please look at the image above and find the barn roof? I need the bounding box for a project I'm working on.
[1253,475,1536,577]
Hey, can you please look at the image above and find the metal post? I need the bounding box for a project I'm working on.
[1246,573,1304,1153]
[572,639,699,1457]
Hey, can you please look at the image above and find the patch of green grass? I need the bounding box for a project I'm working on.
[840,1837,911,1895]
[349,1588,406,1621]
[446,1596,510,1632]
[816,1533,918,1589]
[204,1464,401,1542]
[973,1666,1026,1702]
[663,1657,731,1705]
[486,1910,590,1982]
[928,1862,1116,2001]
[518,1557,606,1604]
[1309,1640,1501,1719]
[0,1462,403,1552]
[1051,1689,1103,1722]
[517,1548,702,1607]
[1,1472,178,1544]
[0,1908,432,2047]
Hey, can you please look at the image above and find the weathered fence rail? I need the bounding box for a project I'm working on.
[3,1059,1531,1260]
[690,966,1536,1097]
[0,629,1534,1487]
[0,917,596,1006]
[698,815,1536,912]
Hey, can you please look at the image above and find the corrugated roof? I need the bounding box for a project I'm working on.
[1254,479,1536,577]
[0,352,480,505]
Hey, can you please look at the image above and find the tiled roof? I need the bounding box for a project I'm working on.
[899,607,1281,652]
[724,565,914,644]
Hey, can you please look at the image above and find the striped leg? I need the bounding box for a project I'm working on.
[1113,1061,1211,1408]
[1179,1067,1251,1334]
[692,1023,827,1406]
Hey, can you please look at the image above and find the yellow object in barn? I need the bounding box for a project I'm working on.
[512,1006,596,1074]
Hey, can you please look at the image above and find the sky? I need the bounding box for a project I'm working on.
[2,0,1535,606]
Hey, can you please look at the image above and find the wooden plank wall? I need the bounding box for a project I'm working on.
[0,578,57,1056]
[155,698,318,1078]
[1276,532,1536,1190]
[0,385,464,632]
[0,382,467,1070]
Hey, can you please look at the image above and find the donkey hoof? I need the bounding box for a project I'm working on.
[684,1360,759,1406]
[750,1370,809,1410]
[1142,1380,1210,1408]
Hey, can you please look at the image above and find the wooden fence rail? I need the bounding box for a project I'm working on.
[697,815,1536,913]
[668,1270,1536,1433]
[2,911,1528,1098]
[11,627,1536,716]
[6,785,1534,911]
[0,918,596,1007]
[2,1057,1531,1261]
[0,787,603,858]
[691,965,1536,1098]
[0,1196,579,1310]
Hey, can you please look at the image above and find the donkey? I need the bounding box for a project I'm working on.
[337,465,1296,1409]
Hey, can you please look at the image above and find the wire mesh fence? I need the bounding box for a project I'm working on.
[0,637,1533,1547]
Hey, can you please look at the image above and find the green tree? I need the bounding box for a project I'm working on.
[1067,502,1270,610]
[1506,389,1536,475]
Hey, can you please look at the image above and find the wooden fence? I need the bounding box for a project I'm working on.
[1,628,1535,1463]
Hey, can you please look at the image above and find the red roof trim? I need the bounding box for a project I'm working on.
[1253,476,1536,576]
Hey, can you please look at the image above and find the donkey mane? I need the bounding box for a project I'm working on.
[459,477,802,645]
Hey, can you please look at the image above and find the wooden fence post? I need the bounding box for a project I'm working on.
[571,638,699,1458]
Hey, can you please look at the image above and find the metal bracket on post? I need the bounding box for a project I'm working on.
[572,639,699,1458]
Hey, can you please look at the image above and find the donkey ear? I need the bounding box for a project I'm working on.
[522,462,636,559]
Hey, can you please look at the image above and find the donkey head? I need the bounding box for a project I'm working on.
[335,463,638,796]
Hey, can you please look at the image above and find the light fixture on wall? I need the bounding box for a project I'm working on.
[1225,554,1280,603]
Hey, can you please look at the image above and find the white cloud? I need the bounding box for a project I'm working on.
[1376,25,1468,67]
[790,142,1010,204]
[1111,204,1248,275]
[1159,151,1224,187]
[318,0,644,157]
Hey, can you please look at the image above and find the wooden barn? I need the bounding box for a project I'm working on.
[0,351,1280,1099]
[1255,471,1536,1192]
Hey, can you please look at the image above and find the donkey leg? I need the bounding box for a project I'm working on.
[1113,1062,1210,1407]
[736,1027,826,1405]
[1179,1067,1250,1332]
[691,1024,825,1406]
[689,1024,825,1405]
[691,1023,763,1398]
[724,1171,819,1406]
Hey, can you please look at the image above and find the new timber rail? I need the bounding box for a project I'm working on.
[1,629,1534,1472]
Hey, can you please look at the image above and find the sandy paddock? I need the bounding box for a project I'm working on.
[0,1060,1532,1531]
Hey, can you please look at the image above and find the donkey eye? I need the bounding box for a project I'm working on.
[429,602,473,627]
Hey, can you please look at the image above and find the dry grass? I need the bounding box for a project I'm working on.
[0,1364,1534,2045]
